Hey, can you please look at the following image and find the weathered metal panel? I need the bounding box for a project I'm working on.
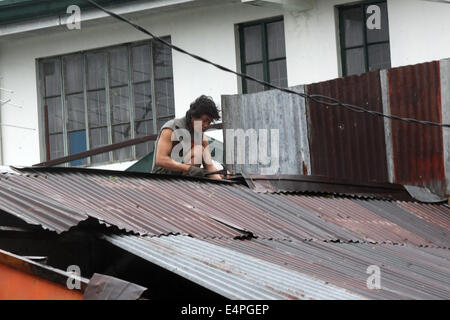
[388,61,446,196]
[395,201,450,233]
[440,58,450,195]
[247,174,414,201]
[0,167,360,241]
[220,185,361,242]
[380,69,395,183]
[207,238,450,300]
[354,199,450,248]
[83,273,147,300]
[104,234,365,300]
[282,195,432,246]
[222,85,311,175]
[0,166,448,248]
[0,168,244,238]
[306,71,388,183]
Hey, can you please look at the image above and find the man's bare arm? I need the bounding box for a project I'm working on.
[155,129,191,173]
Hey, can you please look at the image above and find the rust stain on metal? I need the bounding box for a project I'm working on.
[283,195,432,246]
[306,71,388,183]
[302,161,308,175]
[388,61,446,195]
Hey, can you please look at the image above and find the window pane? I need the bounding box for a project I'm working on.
[342,7,364,48]
[243,25,263,63]
[368,43,391,72]
[269,59,287,87]
[267,21,286,59]
[112,124,132,161]
[132,45,151,83]
[66,93,85,131]
[345,47,366,76]
[41,60,61,97]
[88,90,107,127]
[134,82,153,121]
[49,133,64,160]
[135,120,154,158]
[69,130,87,166]
[110,86,130,124]
[157,118,170,131]
[366,2,389,44]
[135,119,154,137]
[64,55,84,94]
[136,141,155,160]
[245,63,264,93]
[87,53,106,90]
[45,97,63,134]
[90,127,109,164]
[153,40,173,79]
[109,47,129,86]
[155,79,174,118]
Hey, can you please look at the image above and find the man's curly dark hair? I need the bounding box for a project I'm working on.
[186,95,220,124]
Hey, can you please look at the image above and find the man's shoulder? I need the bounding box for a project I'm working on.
[161,117,187,131]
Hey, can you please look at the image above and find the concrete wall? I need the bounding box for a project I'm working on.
[0,0,449,168]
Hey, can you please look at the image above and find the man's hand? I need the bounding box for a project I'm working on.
[187,166,207,177]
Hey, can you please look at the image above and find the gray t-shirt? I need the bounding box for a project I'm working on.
[151,116,202,175]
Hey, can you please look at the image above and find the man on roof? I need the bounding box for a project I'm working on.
[152,95,225,179]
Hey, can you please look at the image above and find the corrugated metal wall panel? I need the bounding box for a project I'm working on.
[388,61,446,195]
[221,85,311,175]
[306,71,388,183]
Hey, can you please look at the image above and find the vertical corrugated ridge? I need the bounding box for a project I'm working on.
[307,71,388,182]
[388,61,445,195]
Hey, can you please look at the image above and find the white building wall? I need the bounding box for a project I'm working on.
[388,0,450,67]
[0,0,449,168]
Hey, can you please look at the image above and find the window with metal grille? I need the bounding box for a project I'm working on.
[38,38,175,166]
[339,1,391,76]
[238,17,287,94]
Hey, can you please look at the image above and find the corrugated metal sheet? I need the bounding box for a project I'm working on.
[219,185,360,242]
[0,167,359,241]
[282,195,433,246]
[221,85,311,175]
[306,71,388,183]
[206,238,450,300]
[0,168,243,237]
[248,174,414,201]
[221,59,450,197]
[396,201,450,232]
[104,234,365,300]
[0,167,448,248]
[354,199,449,248]
[0,167,449,300]
[388,61,446,195]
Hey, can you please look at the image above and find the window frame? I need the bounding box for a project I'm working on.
[338,0,391,77]
[37,38,175,166]
[238,16,287,94]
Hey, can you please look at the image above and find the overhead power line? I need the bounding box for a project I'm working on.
[86,0,450,128]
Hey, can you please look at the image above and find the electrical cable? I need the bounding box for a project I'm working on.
[86,0,450,128]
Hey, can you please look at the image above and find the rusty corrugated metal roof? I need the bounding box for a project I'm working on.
[0,167,448,247]
[0,167,359,241]
[104,234,366,300]
[0,167,244,237]
[283,195,433,246]
[206,238,450,300]
[247,174,415,200]
[0,167,449,299]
